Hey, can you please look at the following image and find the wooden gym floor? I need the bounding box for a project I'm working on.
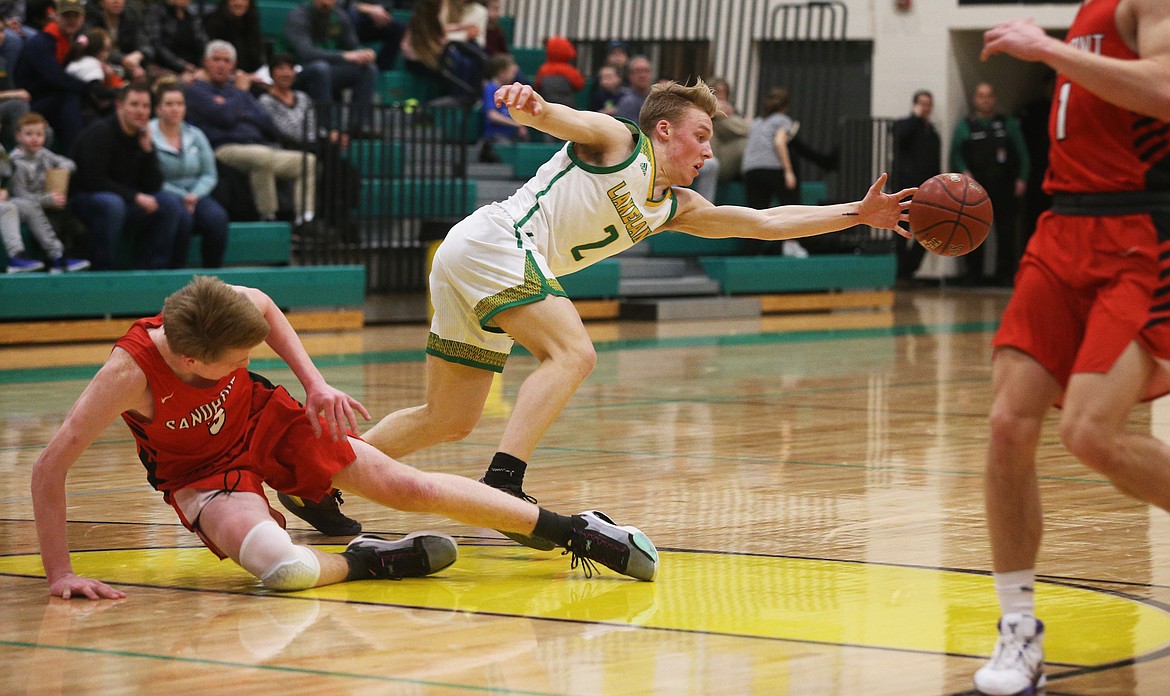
[3,288,1170,695]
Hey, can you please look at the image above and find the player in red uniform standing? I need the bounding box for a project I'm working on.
[30,276,659,601]
[976,1,1170,694]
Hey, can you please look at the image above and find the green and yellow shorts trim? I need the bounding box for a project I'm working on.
[474,252,566,329]
[426,332,510,372]
[428,216,567,373]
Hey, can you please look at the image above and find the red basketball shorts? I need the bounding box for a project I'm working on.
[993,207,1170,403]
[164,379,358,558]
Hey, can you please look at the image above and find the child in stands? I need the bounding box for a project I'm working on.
[3,112,89,273]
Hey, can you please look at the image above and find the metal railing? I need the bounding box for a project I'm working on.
[292,101,477,292]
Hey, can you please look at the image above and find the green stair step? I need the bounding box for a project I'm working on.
[0,266,366,320]
[495,142,563,179]
[558,259,620,299]
[714,180,827,207]
[699,254,895,294]
[646,231,746,256]
[208,221,291,266]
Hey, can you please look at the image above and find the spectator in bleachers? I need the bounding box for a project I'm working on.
[710,76,749,184]
[144,0,209,84]
[69,83,185,270]
[66,27,122,120]
[0,0,34,73]
[150,79,227,268]
[66,27,123,88]
[203,0,267,92]
[14,0,101,153]
[258,52,358,229]
[400,0,484,103]
[478,52,524,162]
[710,77,736,117]
[612,54,651,123]
[534,35,583,108]
[588,63,625,116]
[337,0,404,71]
[84,0,151,83]
[186,41,316,229]
[10,112,88,267]
[2,113,90,272]
[741,86,806,258]
[24,0,51,29]
[482,0,507,57]
[284,0,377,132]
[891,89,939,284]
[444,0,486,48]
[603,39,628,83]
[0,31,30,149]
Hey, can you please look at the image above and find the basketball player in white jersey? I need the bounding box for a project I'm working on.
[362,78,913,548]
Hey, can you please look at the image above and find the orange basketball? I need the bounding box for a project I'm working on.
[908,173,993,257]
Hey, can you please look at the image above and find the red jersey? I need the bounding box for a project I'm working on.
[115,315,257,492]
[1045,0,1170,194]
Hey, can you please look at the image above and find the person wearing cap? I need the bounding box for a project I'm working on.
[604,39,629,83]
[13,0,97,153]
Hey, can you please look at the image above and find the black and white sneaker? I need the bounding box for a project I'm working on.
[343,532,458,580]
[278,490,362,536]
[480,478,557,551]
[565,510,658,581]
[973,613,1046,695]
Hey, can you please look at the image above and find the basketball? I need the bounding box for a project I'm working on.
[908,173,993,257]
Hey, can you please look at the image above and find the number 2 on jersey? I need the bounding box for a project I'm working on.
[570,224,620,261]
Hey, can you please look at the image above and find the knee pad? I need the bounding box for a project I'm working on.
[238,520,321,591]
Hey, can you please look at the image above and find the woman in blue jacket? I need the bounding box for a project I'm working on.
[149,79,229,267]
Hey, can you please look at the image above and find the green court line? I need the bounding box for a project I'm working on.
[0,321,1000,385]
[0,640,562,695]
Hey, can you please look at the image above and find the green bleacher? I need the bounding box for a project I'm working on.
[494,141,563,179]
[0,266,365,321]
[558,259,620,300]
[0,219,365,336]
[357,179,478,218]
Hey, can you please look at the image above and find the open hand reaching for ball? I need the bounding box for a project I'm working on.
[495,82,547,119]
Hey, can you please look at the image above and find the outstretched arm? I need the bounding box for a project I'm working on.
[32,351,147,600]
[237,286,371,440]
[494,82,633,158]
[981,1,1170,121]
[666,173,914,241]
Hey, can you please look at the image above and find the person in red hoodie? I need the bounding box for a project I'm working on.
[533,35,583,107]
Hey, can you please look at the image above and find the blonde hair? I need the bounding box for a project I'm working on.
[162,276,270,362]
[637,78,718,136]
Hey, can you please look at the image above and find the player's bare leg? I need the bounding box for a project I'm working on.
[193,486,458,589]
[976,347,1060,695]
[985,348,1058,575]
[333,439,540,533]
[363,357,496,459]
[1060,341,1170,509]
[332,439,659,581]
[492,295,596,466]
[189,490,351,586]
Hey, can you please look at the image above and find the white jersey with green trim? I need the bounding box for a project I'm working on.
[494,119,678,277]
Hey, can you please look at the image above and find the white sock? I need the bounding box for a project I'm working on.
[994,568,1036,616]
